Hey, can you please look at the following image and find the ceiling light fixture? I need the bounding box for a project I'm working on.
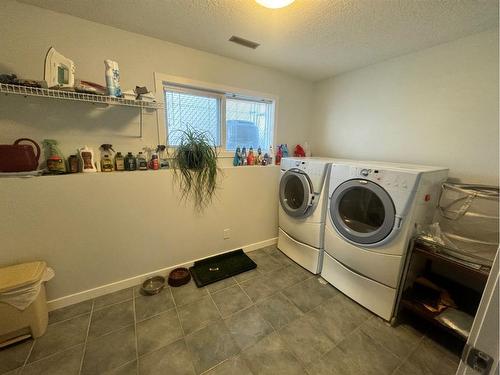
[255,0,295,9]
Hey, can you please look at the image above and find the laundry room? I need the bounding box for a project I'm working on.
[0,1,498,374]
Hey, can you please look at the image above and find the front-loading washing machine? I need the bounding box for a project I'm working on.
[277,157,338,273]
[321,161,448,320]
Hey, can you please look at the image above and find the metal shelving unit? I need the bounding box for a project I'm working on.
[0,83,162,138]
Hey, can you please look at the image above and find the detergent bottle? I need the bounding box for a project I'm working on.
[233,147,241,166]
[104,60,121,97]
[275,145,282,165]
[267,145,274,165]
[241,147,247,166]
[247,147,255,166]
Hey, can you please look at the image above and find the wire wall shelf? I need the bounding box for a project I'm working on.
[0,83,162,109]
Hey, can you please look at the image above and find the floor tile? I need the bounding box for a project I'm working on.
[283,277,337,313]
[279,315,335,365]
[107,360,137,375]
[22,344,83,375]
[136,309,183,356]
[170,281,208,307]
[266,247,296,267]
[203,355,253,375]
[263,265,310,292]
[360,316,423,359]
[256,292,303,330]
[139,339,195,375]
[239,276,276,303]
[178,296,221,335]
[93,288,133,310]
[81,325,136,375]
[401,337,459,375]
[224,306,274,350]
[306,293,372,344]
[88,300,134,339]
[211,285,252,318]
[233,268,261,283]
[206,277,236,293]
[247,252,282,274]
[28,314,89,363]
[241,332,305,375]
[307,329,400,375]
[185,321,239,374]
[0,339,33,374]
[48,300,92,325]
[135,289,175,321]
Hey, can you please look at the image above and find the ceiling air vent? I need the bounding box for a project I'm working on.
[229,36,260,49]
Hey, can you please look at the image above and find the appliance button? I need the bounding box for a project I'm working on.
[360,168,369,177]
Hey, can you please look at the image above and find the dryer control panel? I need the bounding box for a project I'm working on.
[354,168,414,192]
[281,158,331,194]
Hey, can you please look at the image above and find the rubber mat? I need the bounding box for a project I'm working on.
[189,249,257,287]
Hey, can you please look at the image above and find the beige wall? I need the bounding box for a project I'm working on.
[0,0,313,157]
[0,0,312,303]
[312,29,499,185]
[0,168,279,302]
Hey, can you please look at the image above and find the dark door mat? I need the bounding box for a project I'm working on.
[189,249,257,288]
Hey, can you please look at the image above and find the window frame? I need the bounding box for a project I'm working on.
[154,73,278,157]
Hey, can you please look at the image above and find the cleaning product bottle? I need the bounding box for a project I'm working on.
[256,147,263,165]
[114,152,125,171]
[150,151,159,170]
[268,145,274,166]
[43,139,67,174]
[275,145,282,165]
[233,147,241,167]
[241,147,247,166]
[68,155,79,173]
[247,147,255,166]
[104,60,121,97]
[78,146,97,173]
[101,154,114,172]
[282,144,289,158]
[124,152,136,171]
[137,152,148,170]
[156,145,170,169]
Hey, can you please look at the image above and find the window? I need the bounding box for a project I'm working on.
[164,88,221,146]
[226,97,274,151]
[162,80,275,151]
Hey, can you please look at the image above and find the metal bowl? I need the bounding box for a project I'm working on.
[141,276,166,295]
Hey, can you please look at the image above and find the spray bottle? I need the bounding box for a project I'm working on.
[104,60,121,97]
[241,147,247,166]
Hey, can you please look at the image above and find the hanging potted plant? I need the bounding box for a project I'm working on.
[172,128,220,210]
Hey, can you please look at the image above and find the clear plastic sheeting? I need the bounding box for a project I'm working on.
[420,183,499,267]
[0,267,54,310]
[436,308,474,338]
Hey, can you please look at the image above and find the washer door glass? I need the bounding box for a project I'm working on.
[330,180,395,244]
[279,170,313,217]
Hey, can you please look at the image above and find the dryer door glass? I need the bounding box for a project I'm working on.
[330,180,395,244]
[279,170,313,217]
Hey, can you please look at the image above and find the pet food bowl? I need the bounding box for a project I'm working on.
[168,268,191,287]
[141,276,166,295]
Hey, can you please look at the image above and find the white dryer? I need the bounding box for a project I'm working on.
[278,157,336,273]
[321,161,448,321]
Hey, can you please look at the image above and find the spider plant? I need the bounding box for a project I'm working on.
[172,128,220,210]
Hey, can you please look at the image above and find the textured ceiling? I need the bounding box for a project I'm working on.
[18,0,499,81]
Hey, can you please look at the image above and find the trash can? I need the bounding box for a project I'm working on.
[0,261,53,346]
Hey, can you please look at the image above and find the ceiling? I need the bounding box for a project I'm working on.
[18,0,499,81]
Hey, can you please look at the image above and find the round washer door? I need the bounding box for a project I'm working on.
[330,179,396,244]
[279,170,313,217]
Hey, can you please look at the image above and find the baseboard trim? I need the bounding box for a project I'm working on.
[47,237,278,311]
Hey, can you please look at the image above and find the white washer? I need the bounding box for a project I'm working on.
[277,157,337,273]
[321,160,448,321]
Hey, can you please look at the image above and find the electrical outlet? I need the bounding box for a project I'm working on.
[223,228,230,240]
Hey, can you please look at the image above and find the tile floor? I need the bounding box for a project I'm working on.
[0,246,463,375]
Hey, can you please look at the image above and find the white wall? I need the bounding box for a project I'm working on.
[0,0,312,304]
[312,29,499,185]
